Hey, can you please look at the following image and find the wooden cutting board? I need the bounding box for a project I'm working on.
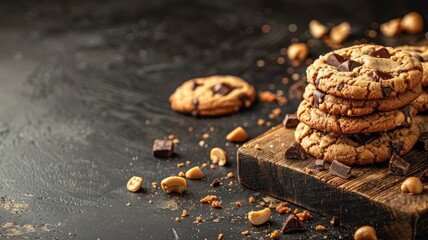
[237,115,428,240]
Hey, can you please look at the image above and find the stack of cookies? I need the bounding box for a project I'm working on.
[294,44,422,165]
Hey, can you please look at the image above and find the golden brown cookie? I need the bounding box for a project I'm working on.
[169,75,256,117]
[414,91,428,112]
[396,45,428,87]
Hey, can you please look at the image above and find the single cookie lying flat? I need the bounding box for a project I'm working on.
[169,75,256,117]
[295,121,420,165]
[297,99,417,134]
[396,45,428,87]
[307,44,423,99]
[304,84,422,116]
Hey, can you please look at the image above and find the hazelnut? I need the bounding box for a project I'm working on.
[309,20,329,39]
[380,18,401,37]
[330,22,351,43]
[287,43,309,61]
[248,208,271,225]
[210,147,228,166]
[401,176,423,194]
[161,176,187,193]
[226,127,248,142]
[185,166,205,179]
[401,12,424,34]
[127,176,143,192]
[354,226,378,240]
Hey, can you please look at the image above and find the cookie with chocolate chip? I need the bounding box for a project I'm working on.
[303,83,422,116]
[414,91,428,112]
[297,99,417,134]
[307,44,423,99]
[169,75,256,117]
[295,121,420,165]
[396,45,428,87]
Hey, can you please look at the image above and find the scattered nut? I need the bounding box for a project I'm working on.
[127,176,143,192]
[287,43,309,61]
[330,22,351,43]
[354,226,378,240]
[210,148,228,166]
[185,166,205,179]
[401,177,423,194]
[309,20,329,39]
[248,208,271,225]
[226,127,248,142]
[161,176,187,193]
[380,18,401,37]
[401,12,424,34]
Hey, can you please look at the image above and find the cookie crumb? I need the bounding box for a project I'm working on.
[178,171,185,177]
[218,233,223,240]
[315,225,327,231]
[249,197,256,203]
[201,163,208,168]
[177,163,185,168]
[269,230,280,239]
[151,182,157,189]
[227,172,234,178]
[296,210,313,221]
[241,230,250,236]
[257,119,266,126]
[210,164,216,170]
[235,201,243,207]
[305,168,314,174]
[202,133,210,139]
[276,202,291,214]
[259,91,277,103]
[182,210,189,218]
[200,195,218,204]
[175,217,180,222]
[195,216,202,223]
[211,200,222,209]
[126,202,131,207]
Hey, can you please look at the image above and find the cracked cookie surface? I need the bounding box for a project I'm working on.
[297,99,417,134]
[169,75,256,117]
[307,44,423,99]
[304,84,422,116]
[396,45,428,87]
[295,121,420,165]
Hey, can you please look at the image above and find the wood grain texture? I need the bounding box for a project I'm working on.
[238,116,428,240]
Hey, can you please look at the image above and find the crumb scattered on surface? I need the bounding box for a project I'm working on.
[177,163,185,168]
[182,210,189,218]
[249,197,256,203]
[315,225,327,231]
[242,230,250,236]
[218,233,223,240]
[211,200,222,209]
[269,230,280,239]
[175,217,180,222]
[195,216,202,223]
[227,172,234,178]
[200,195,218,204]
[276,202,291,214]
[296,210,313,221]
[235,201,243,207]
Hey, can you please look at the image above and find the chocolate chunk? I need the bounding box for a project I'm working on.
[349,133,380,145]
[412,54,425,62]
[370,48,390,58]
[420,170,428,183]
[337,83,345,91]
[313,89,326,109]
[401,105,411,123]
[372,71,392,81]
[330,216,340,226]
[283,114,299,128]
[152,139,174,158]
[288,81,307,100]
[388,153,410,176]
[190,80,202,90]
[338,60,362,72]
[416,132,428,150]
[382,87,392,97]
[314,79,320,86]
[391,141,404,153]
[285,142,308,160]
[329,160,351,179]
[281,214,305,233]
[211,178,221,187]
[212,83,234,96]
[315,159,325,170]
[327,53,347,67]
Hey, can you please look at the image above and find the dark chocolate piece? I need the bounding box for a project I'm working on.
[391,141,404,153]
[283,114,299,128]
[327,53,347,67]
[388,153,410,176]
[152,139,174,158]
[313,89,326,109]
[401,105,411,123]
[285,142,308,160]
[412,54,424,62]
[372,71,392,81]
[288,81,307,100]
[370,48,390,58]
[212,83,234,96]
[382,87,392,97]
[281,214,305,233]
[337,83,345,91]
[314,79,320,86]
[330,216,340,226]
[315,159,325,170]
[349,133,380,145]
[420,170,428,183]
[416,132,428,150]
[338,60,362,72]
[211,178,221,187]
[329,160,351,179]
[190,80,202,90]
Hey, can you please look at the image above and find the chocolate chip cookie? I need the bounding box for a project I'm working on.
[396,45,428,87]
[304,83,422,116]
[414,91,428,112]
[297,99,417,133]
[307,44,423,99]
[295,121,420,165]
[169,75,256,117]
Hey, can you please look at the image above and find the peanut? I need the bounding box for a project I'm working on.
[401,12,424,34]
[127,176,143,192]
[309,20,328,39]
[354,226,378,240]
[210,147,228,166]
[248,208,271,225]
[287,43,309,61]
[401,177,423,194]
[185,166,205,179]
[226,127,248,142]
[161,176,187,193]
[380,18,401,37]
[330,22,351,43]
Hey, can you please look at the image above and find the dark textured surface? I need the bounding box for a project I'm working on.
[0,0,427,239]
